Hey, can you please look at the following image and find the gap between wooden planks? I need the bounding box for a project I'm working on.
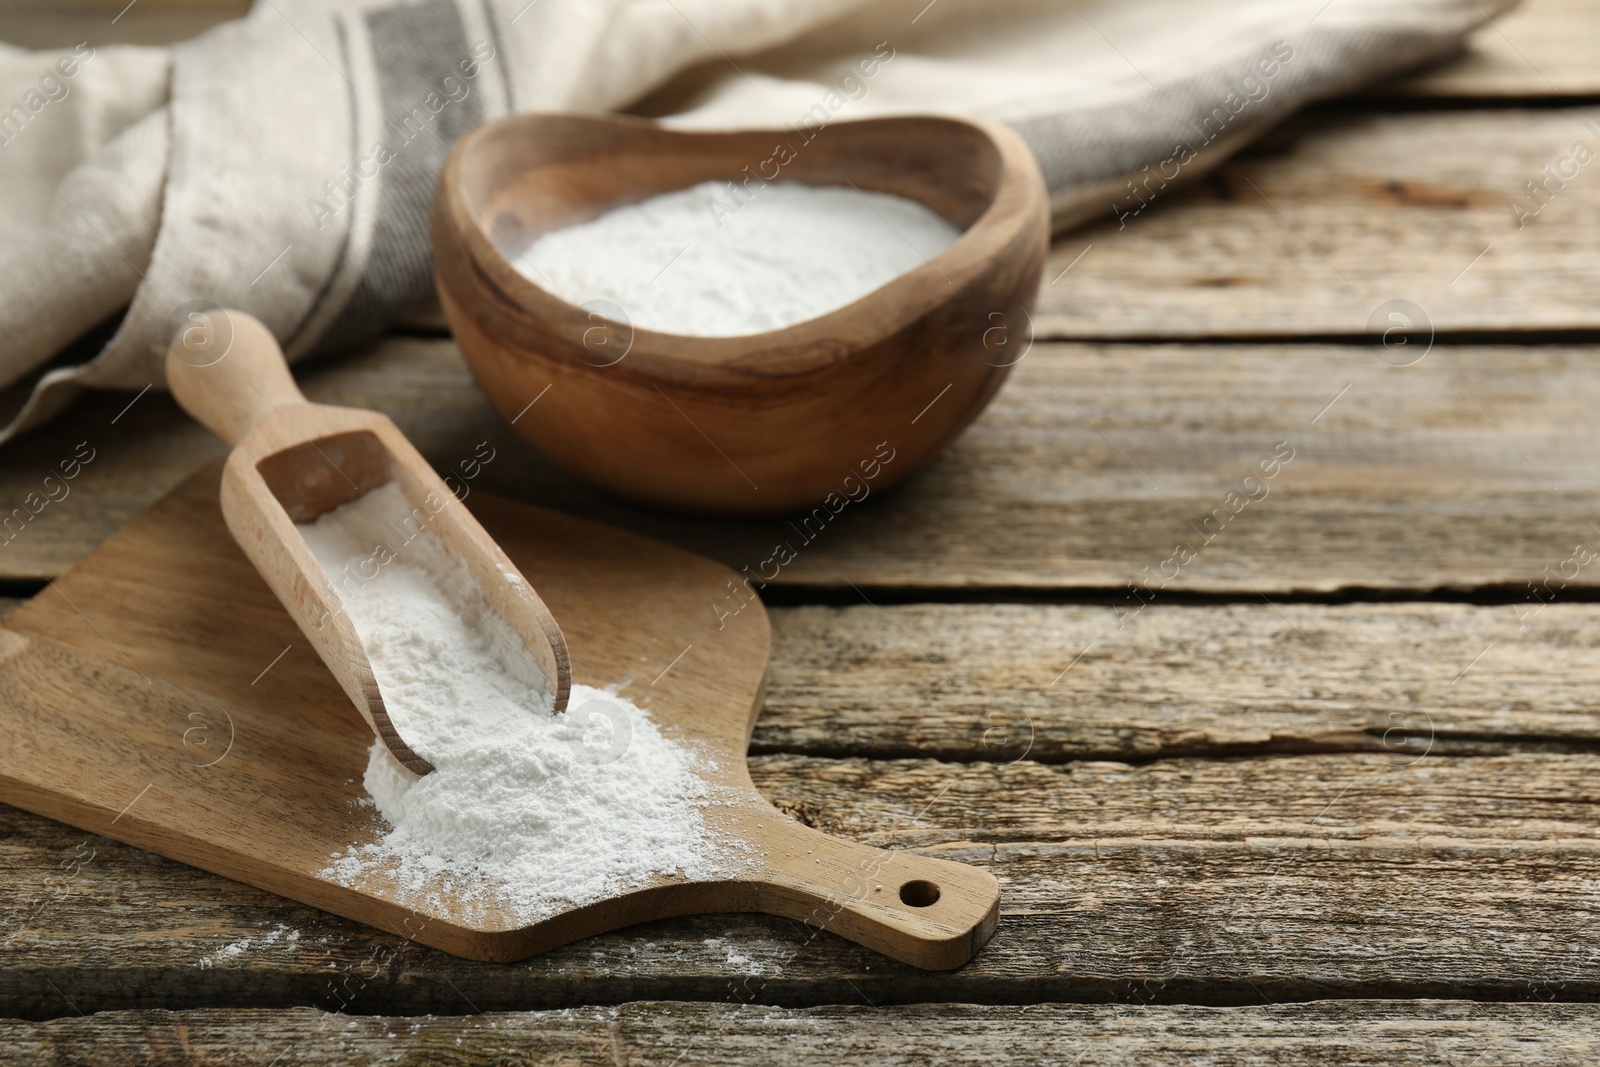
[0,1002,1595,1065]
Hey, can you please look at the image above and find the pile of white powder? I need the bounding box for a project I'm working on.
[513,180,960,336]
[299,483,720,922]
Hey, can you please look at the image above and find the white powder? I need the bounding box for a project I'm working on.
[513,180,960,337]
[197,924,299,969]
[298,483,720,922]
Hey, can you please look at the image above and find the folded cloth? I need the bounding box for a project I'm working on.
[0,0,1509,441]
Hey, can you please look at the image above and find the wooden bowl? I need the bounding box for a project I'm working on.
[432,112,1048,516]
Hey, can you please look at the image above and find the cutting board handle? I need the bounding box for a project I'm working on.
[166,309,307,446]
[744,810,1001,970]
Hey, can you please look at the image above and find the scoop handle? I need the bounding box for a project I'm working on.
[166,309,306,446]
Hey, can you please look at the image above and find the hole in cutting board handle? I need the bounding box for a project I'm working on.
[899,879,941,907]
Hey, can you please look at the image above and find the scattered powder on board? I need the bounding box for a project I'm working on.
[513,180,960,336]
[299,482,722,921]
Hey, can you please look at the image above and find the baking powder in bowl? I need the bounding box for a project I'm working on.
[299,483,722,922]
[513,180,959,337]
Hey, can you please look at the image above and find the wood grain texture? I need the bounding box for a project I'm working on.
[1034,109,1600,338]
[3,748,1599,1016]
[0,339,476,583]
[754,602,1600,760]
[3,339,1598,592]
[1378,0,1600,99]
[0,2,248,49]
[1,1002,1595,1066]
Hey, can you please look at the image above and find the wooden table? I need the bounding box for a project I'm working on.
[3,1,1600,1061]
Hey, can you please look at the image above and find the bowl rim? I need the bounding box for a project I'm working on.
[435,112,1048,383]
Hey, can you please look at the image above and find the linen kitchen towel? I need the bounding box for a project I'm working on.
[0,0,1512,440]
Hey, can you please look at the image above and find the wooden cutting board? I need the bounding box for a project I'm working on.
[0,464,999,968]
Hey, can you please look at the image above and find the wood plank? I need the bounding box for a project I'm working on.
[1,1002,1594,1065]
[1034,109,1600,338]
[4,339,1597,591]
[0,1,248,49]
[755,749,1600,847]
[1378,0,1600,100]
[3,748,1598,1016]
[0,341,459,583]
[755,603,1600,760]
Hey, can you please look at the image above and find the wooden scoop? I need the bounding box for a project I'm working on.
[164,308,571,774]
